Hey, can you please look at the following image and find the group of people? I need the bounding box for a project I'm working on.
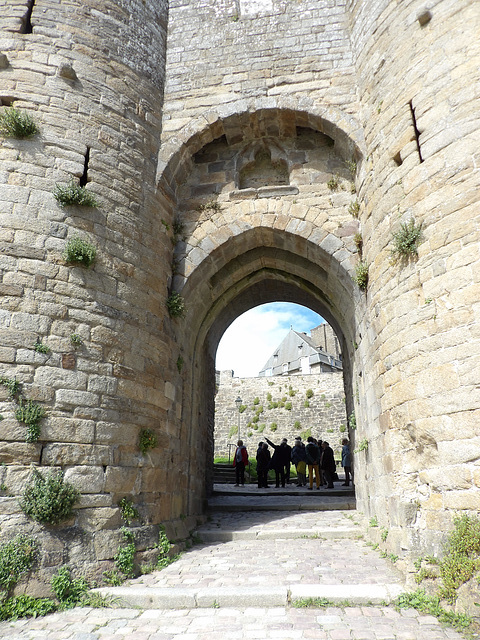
[232,436,352,489]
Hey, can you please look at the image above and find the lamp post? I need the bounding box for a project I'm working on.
[235,396,242,443]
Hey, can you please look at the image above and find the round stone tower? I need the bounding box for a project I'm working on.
[0,0,189,589]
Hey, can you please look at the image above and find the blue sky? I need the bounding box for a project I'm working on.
[215,302,324,377]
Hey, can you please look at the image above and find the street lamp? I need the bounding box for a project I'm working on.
[235,396,242,442]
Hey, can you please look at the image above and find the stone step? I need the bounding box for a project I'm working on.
[195,524,359,542]
[94,583,404,610]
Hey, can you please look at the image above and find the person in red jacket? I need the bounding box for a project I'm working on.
[233,440,249,486]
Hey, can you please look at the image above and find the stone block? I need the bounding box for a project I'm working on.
[77,507,122,531]
[42,444,112,466]
[104,466,140,493]
[64,466,105,494]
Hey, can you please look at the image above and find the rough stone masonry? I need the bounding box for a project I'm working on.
[0,0,479,592]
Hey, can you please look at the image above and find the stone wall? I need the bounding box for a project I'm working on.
[0,0,478,593]
[214,371,347,461]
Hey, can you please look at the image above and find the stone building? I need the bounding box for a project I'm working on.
[259,325,342,376]
[0,0,479,590]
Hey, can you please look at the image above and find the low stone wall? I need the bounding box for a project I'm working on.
[214,371,348,461]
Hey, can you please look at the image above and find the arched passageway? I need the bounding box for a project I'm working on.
[155,102,369,516]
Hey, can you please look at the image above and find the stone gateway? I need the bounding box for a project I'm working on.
[0,0,479,590]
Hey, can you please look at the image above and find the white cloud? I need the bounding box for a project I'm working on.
[215,303,324,377]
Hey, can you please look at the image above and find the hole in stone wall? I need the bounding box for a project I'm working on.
[0,97,16,107]
[193,135,228,164]
[79,147,90,187]
[409,100,424,163]
[393,152,403,166]
[20,0,35,34]
[417,10,432,27]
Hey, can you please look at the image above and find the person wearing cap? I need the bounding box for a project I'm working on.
[291,437,307,486]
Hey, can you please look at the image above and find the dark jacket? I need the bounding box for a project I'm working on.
[305,441,320,465]
[265,438,291,469]
[321,445,336,472]
[291,443,307,464]
[256,446,271,471]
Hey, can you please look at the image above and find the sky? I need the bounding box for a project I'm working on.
[215,302,324,378]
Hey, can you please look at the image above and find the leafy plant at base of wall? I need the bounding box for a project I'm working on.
[390,218,422,263]
[166,291,186,318]
[15,398,45,443]
[139,429,157,456]
[369,516,378,527]
[33,339,50,354]
[114,528,136,578]
[0,595,57,621]
[348,200,360,218]
[53,180,99,208]
[0,376,20,400]
[63,235,97,268]
[51,567,89,609]
[395,590,472,633]
[0,107,38,138]
[381,527,389,542]
[354,438,368,453]
[437,514,480,603]
[118,497,140,525]
[156,525,179,569]
[20,468,79,525]
[70,333,83,347]
[353,260,368,291]
[0,535,38,598]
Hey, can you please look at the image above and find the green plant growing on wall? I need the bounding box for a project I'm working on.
[0,535,38,598]
[348,200,360,217]
[270,423,277,432]
[63,235,97,268]
[0,376,20,400]
[353,260,368,291]
[285,402,292,411]
[253,397,260,405]
[390,218,423,263]
[15,398,45,443]
[139,429,157,455]
[339,424,346,432]
[346,159,357,177]
[166,291,186,318]
[118,497,140,525]
[294,420,301,429]
[437,514,480,603]
[354,438,368,453]
[266,392,272,402]
[20,469,79,525]
[114,528,136,578]
[33,339,50,354]
[353,233,363,254]
[0,107,38,138]
[303,400,310,408]
[51,567,89,610]
[306,389,314,399]
[327,175,339,191]
[238,404,247,413]
[301,428,312,440]
[53,180,99,208]
[228,425,238,437]
[176,356,184,373]
[381,527,389,542]
[197,200,221,212]
[70,333,83,347]
[369,516,378,527]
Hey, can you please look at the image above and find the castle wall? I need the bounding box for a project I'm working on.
[214,371,347,462]
[0,0,197,590]
[345,0,480,555]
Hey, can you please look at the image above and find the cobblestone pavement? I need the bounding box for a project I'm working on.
[0,508,467,639]
[0,604,465,639]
